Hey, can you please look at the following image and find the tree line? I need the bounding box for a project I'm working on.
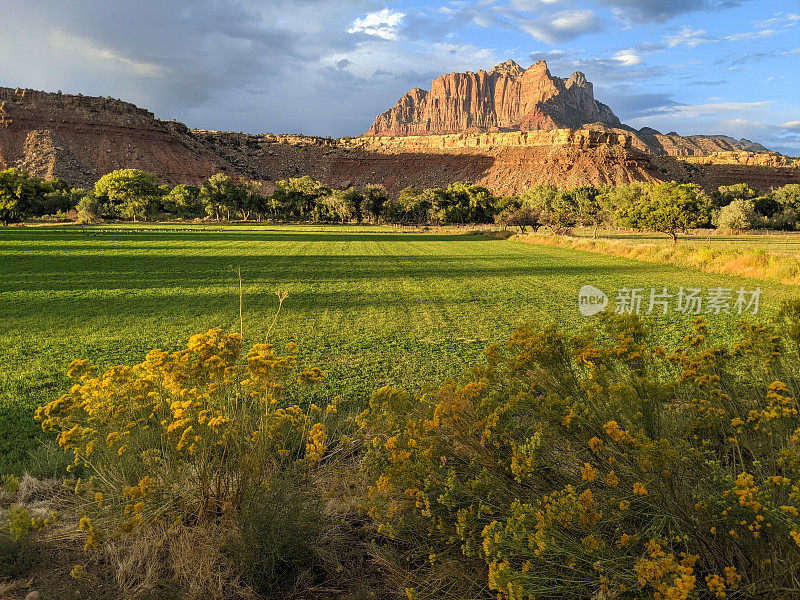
[1,167,799,241]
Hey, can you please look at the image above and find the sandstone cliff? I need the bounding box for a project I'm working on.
[364,61,777,160]
[365,60,620,136]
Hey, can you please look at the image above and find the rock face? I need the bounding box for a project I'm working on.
[364,61,776,159]
[364,60,620,136]
[347,129,631,152]
[0,87,227,187]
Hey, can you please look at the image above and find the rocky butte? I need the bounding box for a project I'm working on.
[364,60,776,159]
[365,59,620,135]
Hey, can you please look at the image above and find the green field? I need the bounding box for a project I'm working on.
[2,224,799,469]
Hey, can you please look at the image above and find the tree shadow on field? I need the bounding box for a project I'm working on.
[0,253,643,294]
[0,229,486,249]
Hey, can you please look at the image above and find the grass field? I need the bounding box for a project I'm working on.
[2,223,799,470]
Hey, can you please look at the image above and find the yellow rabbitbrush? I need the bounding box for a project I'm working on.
[361,308,800,600]
[35,328,330,552]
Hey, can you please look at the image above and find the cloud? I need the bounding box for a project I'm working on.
[688,80,728,86]
[639,100,774,119]
[519,9,602,43]
[348,8,406,40]
[665,27,716,48]
[724,28,779,42]
[715,47,800,68]
[528,49,665,84]
[0,0,795,149]
[601,0,750,25]
[753,12,800,29]
[601,92,679,119]
[716,118,800,156]
[48,31,168,77]
[613,49,642,65]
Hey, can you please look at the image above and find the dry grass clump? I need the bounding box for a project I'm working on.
[514,232,800,285]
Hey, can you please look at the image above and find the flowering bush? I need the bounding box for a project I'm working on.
[35,329,334,592]
[360,310,800,599]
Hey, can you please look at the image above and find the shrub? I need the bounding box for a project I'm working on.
[236,471,323,595]
[76,195,102,224]
[1,473,20,496]
[714,198,763,231]
[360,310,800,599]
[0,532,40,579]
[35,328,333,596]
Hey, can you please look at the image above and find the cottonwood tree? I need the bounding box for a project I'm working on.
[569,186,608,238]
[272,176,330,220]
[200,173,245,221]
[715,198,763,231]
[94,169,162,222]
[163,184,202,219]
[712,183,759,208]
[0,168,72,223]
[494,196,540,233]
[398,188,430,225]
[364,185,389,223]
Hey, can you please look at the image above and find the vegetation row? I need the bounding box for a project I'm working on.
[2,167,800,241]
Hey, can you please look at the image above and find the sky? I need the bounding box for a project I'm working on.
[1,0,799,155]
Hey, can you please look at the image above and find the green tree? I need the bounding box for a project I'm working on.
[239,180,266,221]
[519,185,561,231]
[32,177,75,216]
[398,188,430,225]
[568,185,607,237]
[619,182,713,244]
[320,192,352,223]
[94,169,161,222]
[272,176,329,220]
[364,185,389,223]
[493,196,540,233]
[712,183,759,208]
[772,184,800,211]
[422,188,451,226]
[0,168,39,224]
[341,188,364,223]
[76,195,102,224]
[163,184,202,220]
[200,173,246,221]
[714,198,763,231]
[445,182,496,224]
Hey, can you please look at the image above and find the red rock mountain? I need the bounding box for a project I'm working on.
[365,60,621,136]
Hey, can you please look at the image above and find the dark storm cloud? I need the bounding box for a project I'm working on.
[601,0,751,24]
[0,0,388,133]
